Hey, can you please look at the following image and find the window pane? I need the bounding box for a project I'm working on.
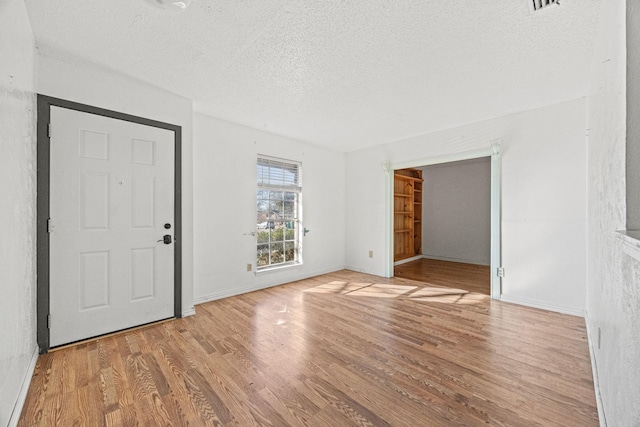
[271,242,284,264]
[270,191,284,201]
[285,242,295,262]
[257,203,269,220]
[257,158,300,188]
[283,201,295,219]
[285,227,295,240]
[269,200,284,217]
[257,190,269,226]
[256,230,270,244]
[269,227,283,243]
[257,244,269,267]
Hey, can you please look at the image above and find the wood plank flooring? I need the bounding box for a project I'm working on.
[395,258,491,295]
[19,270,598,426]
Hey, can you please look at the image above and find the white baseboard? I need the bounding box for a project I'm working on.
[393,255,423,266]
[193,265,346,306]
[422,255,490,266]
[8,344,39,427]
[193,284,273,305]
[499,294,585,317]
[343,264,386,278]
[181,306,196,317]
[584,311,607,427]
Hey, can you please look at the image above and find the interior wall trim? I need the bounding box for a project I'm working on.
[584,310,608,427]
[500,294,585,317]
[7,344,39,427]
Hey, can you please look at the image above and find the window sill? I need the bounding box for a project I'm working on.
[256,262,302,275]
[617,230,640,262]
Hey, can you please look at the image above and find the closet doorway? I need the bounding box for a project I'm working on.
[386,147,502,300]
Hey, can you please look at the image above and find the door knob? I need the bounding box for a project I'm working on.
[157,235,172,244]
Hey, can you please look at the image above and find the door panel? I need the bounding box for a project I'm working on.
[49,106,175,347]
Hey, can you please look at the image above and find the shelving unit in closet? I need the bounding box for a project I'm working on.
[394,168,423,262]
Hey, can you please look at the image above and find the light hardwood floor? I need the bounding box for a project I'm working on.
[395,258,491,295]
[19,270,598,426]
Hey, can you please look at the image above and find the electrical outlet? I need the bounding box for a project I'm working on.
[246,263,252,272]
[368,250,373,258]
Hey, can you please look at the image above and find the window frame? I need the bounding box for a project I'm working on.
[256,155,303,272]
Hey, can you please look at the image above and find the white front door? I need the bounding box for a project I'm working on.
[49,106,175,347]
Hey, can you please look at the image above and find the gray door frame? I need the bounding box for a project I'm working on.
[36,95,183,353]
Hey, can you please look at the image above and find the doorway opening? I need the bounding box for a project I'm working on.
[394,159,491,295]
[385,145,502,299]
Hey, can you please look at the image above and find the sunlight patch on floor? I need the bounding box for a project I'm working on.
[347,283,418,298]
[304,281,488,305]
[408,287,489,304]
[302,281,369,294]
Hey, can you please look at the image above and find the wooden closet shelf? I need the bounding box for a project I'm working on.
[394,174,423,182]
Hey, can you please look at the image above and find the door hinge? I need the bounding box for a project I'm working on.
[47,314,51,329]
[48,123,52,139]
[497,267,505,278]
[47,218,53,233]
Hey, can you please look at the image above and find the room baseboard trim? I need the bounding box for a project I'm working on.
[193,265,347,306]
[343,265,387,278]
[422,255,490,266]
[500,294,585,317]
[8,344,39,427]
[584,310,608,427]
[181,307,196,317]
[393,255,423,266]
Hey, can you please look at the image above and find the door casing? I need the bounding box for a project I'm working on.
[36,95,183,353]
[384,143,502,299]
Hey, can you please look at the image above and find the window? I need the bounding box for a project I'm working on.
[256,156,302,270]
[530,0,558,12]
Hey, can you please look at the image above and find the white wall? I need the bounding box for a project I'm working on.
[586,0,640,425]
[420,157,491,265]
[37,53,195,316]
[0,1,38,425]
[346,98,587,315]
[193,113,346,303]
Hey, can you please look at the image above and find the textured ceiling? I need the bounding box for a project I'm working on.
[24,0,601,152]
